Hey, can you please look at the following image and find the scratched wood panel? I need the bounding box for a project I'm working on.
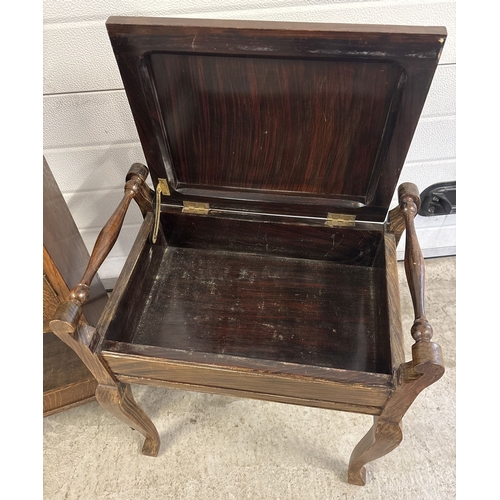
[103,243,393,374]
[103,353,392,411]
[114,374,385,415]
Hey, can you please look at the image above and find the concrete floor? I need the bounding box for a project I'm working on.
[43,257,456,500]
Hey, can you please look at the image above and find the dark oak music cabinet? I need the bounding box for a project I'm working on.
[43,158,108,415]
[50,17,447,486]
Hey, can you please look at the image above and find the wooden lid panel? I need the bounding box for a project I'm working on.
[150,53,401,202]
[107,17,446,221]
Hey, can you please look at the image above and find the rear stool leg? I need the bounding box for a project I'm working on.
[348,416,402,486]
[95,382,160,457]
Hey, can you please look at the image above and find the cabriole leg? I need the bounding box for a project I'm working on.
[49,163,159,456]
[348,342,444,485]
[95,382,160,457]
[348,182,446,486]
[348,416,402,486]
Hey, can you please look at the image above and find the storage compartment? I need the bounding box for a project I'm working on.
[104,215,392,374]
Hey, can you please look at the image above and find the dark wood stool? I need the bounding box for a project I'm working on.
[50,17,446,486]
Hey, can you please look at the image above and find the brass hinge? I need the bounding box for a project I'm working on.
[182,201,210,215]
[325,213,356,227]
[152,178,171,244]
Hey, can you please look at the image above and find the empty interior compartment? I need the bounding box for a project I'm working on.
[104,214,392,374]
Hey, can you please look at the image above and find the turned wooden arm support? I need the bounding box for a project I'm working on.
[50,163,149,334]
[398,183,444,377]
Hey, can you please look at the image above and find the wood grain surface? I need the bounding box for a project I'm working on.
[43,158,107,416]
[43,380,97,417]
[103,245,392,374]
[160,212,383,265]
[150,53,399,199]
[107,17,446,221]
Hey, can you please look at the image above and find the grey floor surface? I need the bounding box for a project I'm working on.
[43,257,456,500]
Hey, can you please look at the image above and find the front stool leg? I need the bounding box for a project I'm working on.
[348,416,402,485]
[347,182,446,486]
[348,345,444,485]
[50,317,162,457]
[95,382,160,457]
[49,164,160,456]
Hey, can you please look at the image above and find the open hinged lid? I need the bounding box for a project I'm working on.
[107,17,446,223]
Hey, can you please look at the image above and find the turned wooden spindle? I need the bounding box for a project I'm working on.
[51,163,149,332]
[398,183,433,344]
[80,164,149,290]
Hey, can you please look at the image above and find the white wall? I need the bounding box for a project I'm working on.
[43,0,456,280]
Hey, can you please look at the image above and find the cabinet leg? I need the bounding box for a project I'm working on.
[95,382,160,457]
[348,416,402,486]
